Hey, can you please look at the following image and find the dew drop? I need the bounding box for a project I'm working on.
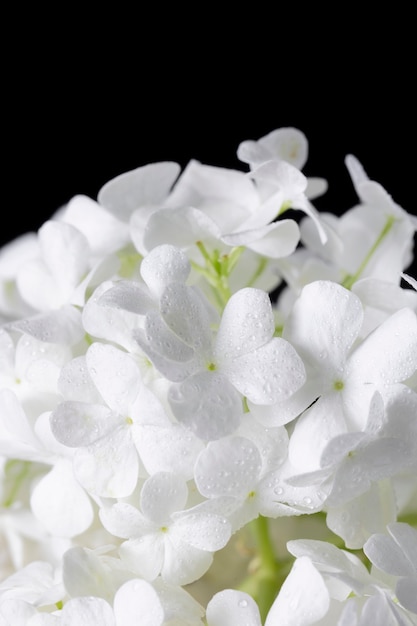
[238,599,248,608]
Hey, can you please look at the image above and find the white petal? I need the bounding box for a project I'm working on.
[140,472,188,524]
[113,579,164,626]
[247,380,319,427]
[364,524,417,577]
[144,311,196,363]
[194,436,262,498]
[8,306,84,345]
[98,280,155,315]
[0,600,38,625]
[326,482,397,549]
[172,511,231,551]
[283,281,363,371]
[160,535,213,585]
[165,159,259,217]
[152,578,205,622]
[206,589,262,626]
[305,177,328,200]
[50,401,121,447]
[265,556,329,626]
[237,139,272,167]
[134,327,198,382]
[39,221,90,291]
[387,522,417,573]
[362,438,414,481]
[60,596,115,626]
[336,599,359,626]
[396,576,417,614]
[133,424,204,479]
[63,194,129,254]
[289,395,347,472]
[352,277,417,314]
[0,389,42,456]
[14,332,70,375]
[233,188,285,231]
[98,161,181,221]
[348,307,417,386]
[119,536,164,580]
[57,356,102,403]
[223,220,300,259]
[144,206,222,251]
[345,154,369,191]
[365,533,414,576]
[82,285,142,353]
[215,288,275,360]
[249,160,307,195]
[140,244,190,297]
[0,560,61,603]
[63,547,116,600]
[86,343,142,413]
[295,199,328,244]
[287,539,356,572]
[72,254,121,308]
[74,426,138,498]
[359,594,398,626]
[99,502,153,538]
[37,408,76,460]
[159,284,215,352]
[168,372,243,440]
[30,460,93,537]
[17,259,59,310]
[259,127,309,169]
[226,337,306,405]
[320,433,367,468]
[237,414,289,472]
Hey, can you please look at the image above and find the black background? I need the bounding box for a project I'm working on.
[4,13,416,277]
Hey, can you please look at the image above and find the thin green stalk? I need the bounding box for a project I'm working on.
[238,516,292,623]
[342,215,395,289]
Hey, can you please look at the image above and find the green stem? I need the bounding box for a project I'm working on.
[251,515,278,572]
[238,516,291,623]
[397,511,417,527]
[2,460,31,507]
[193,241,235,309]
[342,215,396,289]
[247,257,268,288]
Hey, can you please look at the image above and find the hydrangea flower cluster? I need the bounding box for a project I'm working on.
[0,127,416,625]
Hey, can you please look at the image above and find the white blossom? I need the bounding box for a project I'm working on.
[0,127,416,626]
[99,471,231,585]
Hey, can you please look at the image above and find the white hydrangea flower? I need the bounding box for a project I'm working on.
[50,342,182,498]
[286,388,417,505]
[98,162,181,224]
[135,283,305,440]
[14,221,91,313]
[99,471,231,585]
[60,194,130,259]
[0,233,39,320]
[0,560,64,608]
[281,280,417,472]
[0,577,205,626]
[142,158,299,257]
[0,126,416,626]
[364,522,417,614]
[286,155,417,300]
[193,428,313,531]
[206,589,263,626]
[278,537,417,625]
